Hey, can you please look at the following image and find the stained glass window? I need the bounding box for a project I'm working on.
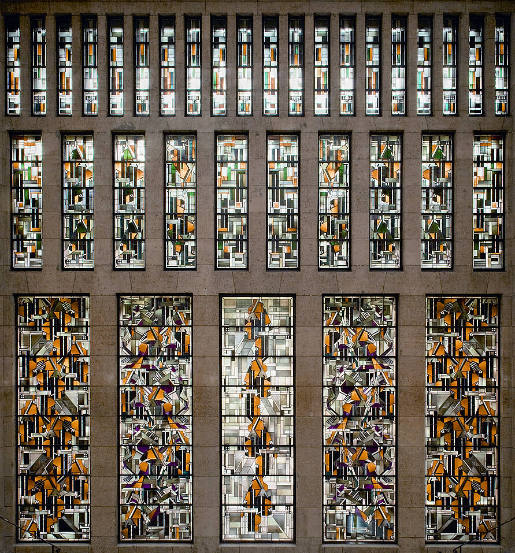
[473,134,504,270]
[426,296,499,542]
[82,16,98,115]
[63,135,94,269]
[212,16,227,116]
[421,134,453,269]
[216,135,248,269]
[32,16,47,115]
[11,134,43,269]
[366,16,381,115]
[186,16,201,116]
[288,16,304,115]
[417,16,432,115]
[469,15,483,115]
[263,16,279,115]
[6,15,21,115]
[109,16,124,115]
[443,15,458,115]
[114,135,145,269]
[339,16,355,115]
[237,16,252,115]
[494,15,509,115]
[57,15,72,115]
[391,15,406,115]
[119,295,192,540]
[369,134,401,269]
[160,16,175,116]
[318,134,350,269]
[267,135,299,269]
[323,295,396,541]
[17,295,90,541]
[134,16,150,115]
[314,16,329,115]
[221,296,294,541]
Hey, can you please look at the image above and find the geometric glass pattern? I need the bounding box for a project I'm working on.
[421,134,453,269]
[17,295,90,541]
[119,295,192,541]
[417,16,432,115]
[425,296,499,542]
[165,135,197,269]
[212,16,227,116]
[365,16,381,115]
[237,16,253,115]
[82,15,98,115]
[340,16,355,115]
[494,15,509,116]
[216,135,248,269]
[318,134,350,269]
[31,16,47,115]
[186,16,201,116]
[267,135,299,269]
[63,135,95,269]
[369,134,401,269]
[469,15,483,116]
[391,15,406,115]
[263,16,279,116]
[288,16,304,116]
[443,15,458,115]
[160,16,176,116]
[57,15,73,115]
[11,134,43,269]
[114,135,145,269]
[472,134,504,270]
[323,295,396,542]
[6,15,21,115]
[314,16,329,116]
[221,296,294,541]
[108,16,124,116]
[134,16,150,116]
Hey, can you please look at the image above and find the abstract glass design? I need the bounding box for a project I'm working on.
[6,15,21,115]
[267,135,299,269]
[221,296,294,541]
[114,135,145,269]
[135,17,150,115]
[216,135,248,269]
[11,135,43,269]
[160,16,175,116]
[186,16,201,116]
[426,296,499,542]
[370,134,401,269]
[339,16,355,115]
[119,295,192,541]
[263,16,278,116]
[365,16,381,115]
[165,135,197,269]
[57,16,72,115]
[323,295,396,542]
[63,135,94,269]
[32,16,47,115]
[443,15,458,115]
[288,16,304,115]
[109,16,124,115]
[469,16,483,115]
[473,135,504,270]
[494,15,509,115]
[82,16,98,115]
[417,16,432,115]
[17,295,90,541]
[421,134,453,269]
[319,134,350,269]
[212,16,227,116]
[314,16,329,115]
[237,16,252,115]
[391,15,406,115]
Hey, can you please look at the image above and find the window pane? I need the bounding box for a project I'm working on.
[186,16,201,115]
[495,15,510,115]
[135,16,150,115]
[263,16,278,115]
[365,16,381,115]
[443,15,457,115]
[57,16,73,115]
[237,16,252,115]
[109,16,124,115]
[6,16,21,114]
[83,16,98,115]
[314,16,329,115]
[417,16,432,115]
[469,15,483,115]
[160,16,175,115]
[32,16,47,115]
[288,16,304,115]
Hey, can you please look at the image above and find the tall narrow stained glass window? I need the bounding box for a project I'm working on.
[421,134,453,269]
[339,16,355,115]
[443,15,458,115]
[221,296,294,541]
[369,134,401,269]
[237,16,252,115]
[119,295,192,541]
[494,15,509,115]
[417,16,432,115]
[186,16,201,115]
[288,16,304,115]
[469,15,483,115]
[216,135,248,269]
[160,16,175,116]
[318,134,350,269]
[426,296,499,542]
[6,15,21,115]
[473,134,504,270]
[134,16,150,116]
[314,16,330,115]
[109,16,124,115]
[267,134,299,269]
[365,16,381,115]
[114,135,145,269]
[391,15,406,115]
[57,15,73,115]
[32,16,47,115]
[165,135,197,269]
[82,16,98,115]
[63,135,94,269]
[17,295,90,541]
[212,16,227,116]
[11,134,43,269]
[323,295,396,541]
[263,16,279,115]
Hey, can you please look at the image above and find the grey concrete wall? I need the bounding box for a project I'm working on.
[0,1,513,552]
